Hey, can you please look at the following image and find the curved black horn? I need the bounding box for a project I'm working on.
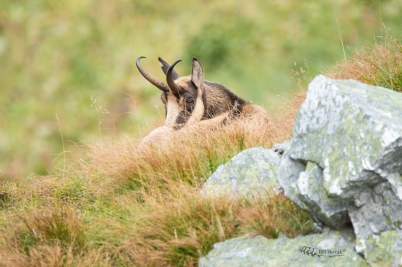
[166,59,182,94]
[158,57,180,80]
[136,56,169,93]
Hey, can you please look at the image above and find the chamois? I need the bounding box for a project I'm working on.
[136,56,269,131]
[137,89,207,149]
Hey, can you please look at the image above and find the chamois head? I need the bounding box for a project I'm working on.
[136,56,205,129]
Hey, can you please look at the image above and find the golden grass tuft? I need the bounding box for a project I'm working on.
[7,205,84,251]
[120,187,311,266]
[326,36,402,92]
[0,204,114,267]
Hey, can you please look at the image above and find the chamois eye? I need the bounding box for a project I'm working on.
[186,99,194,107]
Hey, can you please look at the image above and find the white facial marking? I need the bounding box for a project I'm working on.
[164,93,181,128]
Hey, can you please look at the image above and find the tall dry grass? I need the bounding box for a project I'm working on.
[326,35,402,92]
[0,203,113,267]
[0,93,311,266]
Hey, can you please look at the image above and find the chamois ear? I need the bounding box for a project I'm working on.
[158,57,180,80]
[191,57,204,89]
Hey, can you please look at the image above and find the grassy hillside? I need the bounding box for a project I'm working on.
[1,40,401,263]
[0,98,314,266]
[0,1,402,267]
[1,0,402,178]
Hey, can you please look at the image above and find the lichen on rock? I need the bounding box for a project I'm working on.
[199,230,367,267]
[277,75,402,255]
[201,146,284,200]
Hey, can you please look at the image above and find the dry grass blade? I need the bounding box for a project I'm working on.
[326,36,402,92]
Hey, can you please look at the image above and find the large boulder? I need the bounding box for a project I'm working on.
[277,75,402,253]
[201,145,286,200]
[199,230,367,267]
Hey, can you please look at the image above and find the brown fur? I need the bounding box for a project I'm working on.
[137,56,270,131]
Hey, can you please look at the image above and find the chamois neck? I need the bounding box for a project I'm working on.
[202,81,246,119]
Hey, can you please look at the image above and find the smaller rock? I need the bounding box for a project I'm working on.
[201,146,284,200]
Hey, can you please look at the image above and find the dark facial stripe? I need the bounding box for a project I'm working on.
[175,110,190,124]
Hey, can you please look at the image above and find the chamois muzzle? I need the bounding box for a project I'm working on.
[166,59,182,95]
[136,56,169,93]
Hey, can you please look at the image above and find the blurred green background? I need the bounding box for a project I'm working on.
[1,0,402,179]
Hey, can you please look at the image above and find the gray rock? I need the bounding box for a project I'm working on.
[201,146,283,200]
[298,161,350,229]
[277,75,402,253]
[199,231,367,267]
[349,181,402,253]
